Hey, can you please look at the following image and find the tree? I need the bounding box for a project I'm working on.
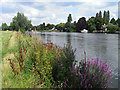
[2,23,8,30]
[116,18,120,27]
[46,24,55,30]
[76,17,88,32]
[89,25,96,32]
[106,10,110,24]
[55,23,65,32]
[67,14,72,23]
[103,11,107,24]
[9,22,15,30]
[110,18,116,25]
[87,17,96,32]
[11,12,31,31]
[95,18,104,30]
[99,11,102,18]
[96,13,99,19]
[107,23,118,33]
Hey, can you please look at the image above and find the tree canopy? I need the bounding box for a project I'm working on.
[10,12,31,31]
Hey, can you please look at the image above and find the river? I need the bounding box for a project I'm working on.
[29,31,119,88]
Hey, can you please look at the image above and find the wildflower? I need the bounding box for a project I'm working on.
[78,72,82,76]
[84,75,86,78]
[85,79,88,85]
[92,76,95,82]
[85,85,87,88]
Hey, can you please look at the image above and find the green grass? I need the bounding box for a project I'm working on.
[1,31,39,88]
[1,31,13,58]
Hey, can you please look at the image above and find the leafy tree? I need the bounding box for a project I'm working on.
[96,13,99,19]
[106,10,110,24]
[103,11,107,24]
[76,17,88,32]
[107,23,118,33]
[11,12,31,31]
[87,17,96,32]
[95,18,104,30]
[2,23,8,30]
[116,18,120,27]
[110,18,116,25]
[90,25,96,31]
[55,23,65,32]
[9,22,15,30]
[64,14,76,32]
[67,14,72,23]
[99,11,102,18]
[46,24,55,30]
[64,22,76,32]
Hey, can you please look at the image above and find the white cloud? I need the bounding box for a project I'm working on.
[0,1,118,26]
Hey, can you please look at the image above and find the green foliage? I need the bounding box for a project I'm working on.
[116,18,120,27]
[52,44,76,87]
[107,23,119,33]
[110,18,116,25]
[67,14,72,23]
[103,10,110,24]
[99,11,102,18]
[11,12,31,31]
[55,23,65,31]
[106,10,110,24]
[87,17,96,32]
[2,23,8,30]
[95,18,104,30]
[89,25,96,32]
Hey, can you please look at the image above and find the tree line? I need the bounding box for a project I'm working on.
[2,11,120,33]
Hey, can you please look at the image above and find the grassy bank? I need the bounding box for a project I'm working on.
[1,31,112,88]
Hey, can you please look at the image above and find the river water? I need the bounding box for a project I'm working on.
[29,31,119,88]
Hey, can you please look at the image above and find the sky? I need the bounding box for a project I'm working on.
[0,0,120,26]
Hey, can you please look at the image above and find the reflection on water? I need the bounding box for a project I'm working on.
[30,31,119,88]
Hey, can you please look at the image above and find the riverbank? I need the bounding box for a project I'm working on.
[1,31,113,88]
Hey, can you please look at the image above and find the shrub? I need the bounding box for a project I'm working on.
[52,44,76,87]
[63,57,112,88]
[89,25,96,32]
[107,23,118,33]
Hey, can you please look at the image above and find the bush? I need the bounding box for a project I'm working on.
[68,58,112,88]
[89,25,96,32]
[52,44,76,87]
[107,23,118,33]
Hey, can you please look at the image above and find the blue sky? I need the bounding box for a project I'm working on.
[0,0,119,26]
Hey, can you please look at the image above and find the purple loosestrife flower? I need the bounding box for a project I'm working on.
[110,70,112,74]
[91,59,94,63]
[85,85,87,88]
[84,75,86,78]
[106,66,109,71]
[100,60,103,66]
[80,81,83,86]
[90,85,92,88]
[78,72,82,76]
[88,84,91,88]
[78,72,83,79]
[96,58,99,65]
[85,79,89,85]
[87,72,90,76]
[92,76,95,82]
